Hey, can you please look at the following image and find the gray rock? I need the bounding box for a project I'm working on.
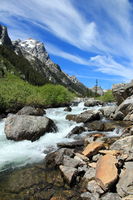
[113,111,124,121]
[66,109,102,123]
[44,148,74,168]
[113,95,133,121]
[101,193,121,200]
[57,140,84,149]
[67,126,85,138]
[80,191,100,200]
[17,106,45,116]
[59,165,78,185]
[87,180,104,194]
[84,99,103,107]
[83,167,95,181]
[101,105,117,118]
[110,135,133,154]
[117,162,133,197]
[112,81,133,105]
[5,114,57,141]
[63,156,82,168]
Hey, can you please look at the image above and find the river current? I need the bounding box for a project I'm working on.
[0,102,121,172]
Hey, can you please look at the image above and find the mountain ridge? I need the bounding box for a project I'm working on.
[0,24,92,96]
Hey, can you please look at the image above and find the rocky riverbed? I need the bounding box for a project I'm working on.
[0,94,133,199]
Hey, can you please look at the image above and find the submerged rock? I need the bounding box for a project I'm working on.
[5,114,57,141]
[64,106,72,112]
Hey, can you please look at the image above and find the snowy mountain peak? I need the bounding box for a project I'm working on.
[13,38,49,63]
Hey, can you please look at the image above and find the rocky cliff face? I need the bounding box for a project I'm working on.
[12,38,89,95]
[0,25,12,46]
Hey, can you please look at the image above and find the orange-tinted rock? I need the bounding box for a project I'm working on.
[82,142,104,157]
[95,154,118,190]
[99,150,122,156]
[50,197,66,200]
[88,162,97,168]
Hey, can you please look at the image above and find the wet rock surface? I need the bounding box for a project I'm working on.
[0,164,81,200]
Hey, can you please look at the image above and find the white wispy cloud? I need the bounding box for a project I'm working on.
[1,0,133,81]
[46,42,133,81]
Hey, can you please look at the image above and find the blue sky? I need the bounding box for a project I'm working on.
[1,0,133,89]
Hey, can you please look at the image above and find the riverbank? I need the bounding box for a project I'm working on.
[0,90,133,199]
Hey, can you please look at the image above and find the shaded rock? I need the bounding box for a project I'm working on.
[80,191,100,200]
[5,114,57,141]
[117,162,133,197]
[75,153,89,162]
[67,126,85,138]
[66,109,101,123]
[85,121,104,131]
[64,106,72,112]
[114,95,133,121]
[95,154,118,191]
[59,165,78,185]
[85,120,123,132]
[87,180,104,194]
[44,148,74,168]
[124,111,133,121]
[82,142,105,157]
[17,106,45,116]
[113,111,124,120]
[63,156,82,168]
[50,197,66,200]
[101,193,121,200]
[83,167,95,181]
[84,99,103,107]
[112,81,133,105]
[57,140,84,149]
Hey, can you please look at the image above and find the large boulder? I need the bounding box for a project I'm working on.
[117,162,133,197]
[95,154,118,191]
[17,106,45,116]
[112,81,133,105]
[100,105,117,118]
[66,109,102,123]
[84,99,103,107]
[113,95,133,121]
[5,114,57,141]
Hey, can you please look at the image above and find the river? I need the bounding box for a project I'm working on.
[0,102,121,173]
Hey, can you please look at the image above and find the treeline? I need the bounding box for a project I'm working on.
[0,45,47,85]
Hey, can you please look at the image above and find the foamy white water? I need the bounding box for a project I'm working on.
[0,102,121,172]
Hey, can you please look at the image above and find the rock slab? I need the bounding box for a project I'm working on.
[95,154,118,190]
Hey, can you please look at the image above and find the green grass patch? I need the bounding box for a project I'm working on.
[96,90,115,102]
[0,74,75,112]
